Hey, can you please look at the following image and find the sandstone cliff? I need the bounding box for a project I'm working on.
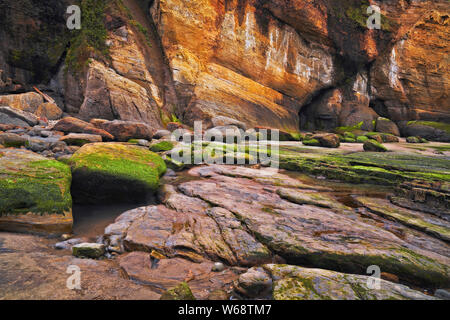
[0,0,448,132]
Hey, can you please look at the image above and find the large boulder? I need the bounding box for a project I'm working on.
[0,149,72,235]
[0,92,43,113]
[178,166,450,288]
[95,120,155,142]
[69,143,166,204]
[0,106,39,127]
[0,132,27,148]
[263,264,437,300]
[375,117,400,136]
[35,102,63,120]
[53,117,114,141]
[363,140,388,152]
[312,133,340,148]
[401,121,450,142]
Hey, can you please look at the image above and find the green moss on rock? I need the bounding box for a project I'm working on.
[303,139,320,147]
[0,150,72,216]
[150,141,175,152]
[69,143,166,203]
[160,282,196,300]
[407,121,450,134]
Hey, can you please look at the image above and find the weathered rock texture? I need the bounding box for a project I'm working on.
[104,165,450,289]
[0,0,448,133]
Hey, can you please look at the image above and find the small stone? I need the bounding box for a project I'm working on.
[160,282,196,300]
[61,234,72,240]
[72,243,105,259]
[55,238,84,250]
[212,262,225,272]
[107,246,122,254]
[234,267,273,298]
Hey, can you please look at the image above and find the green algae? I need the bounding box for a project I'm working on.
[302,139,320,147]
[160,282,196,300]
[70,143,166,192]
[150,141,175,152]
[0,159,72,216]
[407,121,450,134]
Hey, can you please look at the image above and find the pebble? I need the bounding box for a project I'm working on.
[212,262,225,272]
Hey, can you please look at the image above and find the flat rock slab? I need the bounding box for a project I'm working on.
[60,133,102,146]
[0,149,72,235]
[112,203,272,266]
[0,106,39,126]
[189,165,331,190]
[356,197,450,242]
[0,233,160,300]
[177,168,450,288]
[118,251,240,299]
[263,264,437,300]
[276,187,352,212]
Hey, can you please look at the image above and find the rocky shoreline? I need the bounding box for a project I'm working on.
[0,0,449,301]
[0,115,449,300]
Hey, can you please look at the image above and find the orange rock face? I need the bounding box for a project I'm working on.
[151,0,335,131]
[371,11,450,122]
[0,0,448,131]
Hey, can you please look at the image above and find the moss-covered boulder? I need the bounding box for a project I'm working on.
[150,141,174,152]
[375,117,400,136]
[69,143,166,204]
[302,139,320,147]
[406,136,421,143]
[402,121,450,142]
[364,132,383,143]
[356,135,369,143]
[160,282,196,300]
[264,265,437,300]
[0,149,72,235]
[364,140,387,152]
[72,243,105,259]
[0,133,27,148]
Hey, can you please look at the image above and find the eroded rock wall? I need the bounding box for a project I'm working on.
[0,0,448,131]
